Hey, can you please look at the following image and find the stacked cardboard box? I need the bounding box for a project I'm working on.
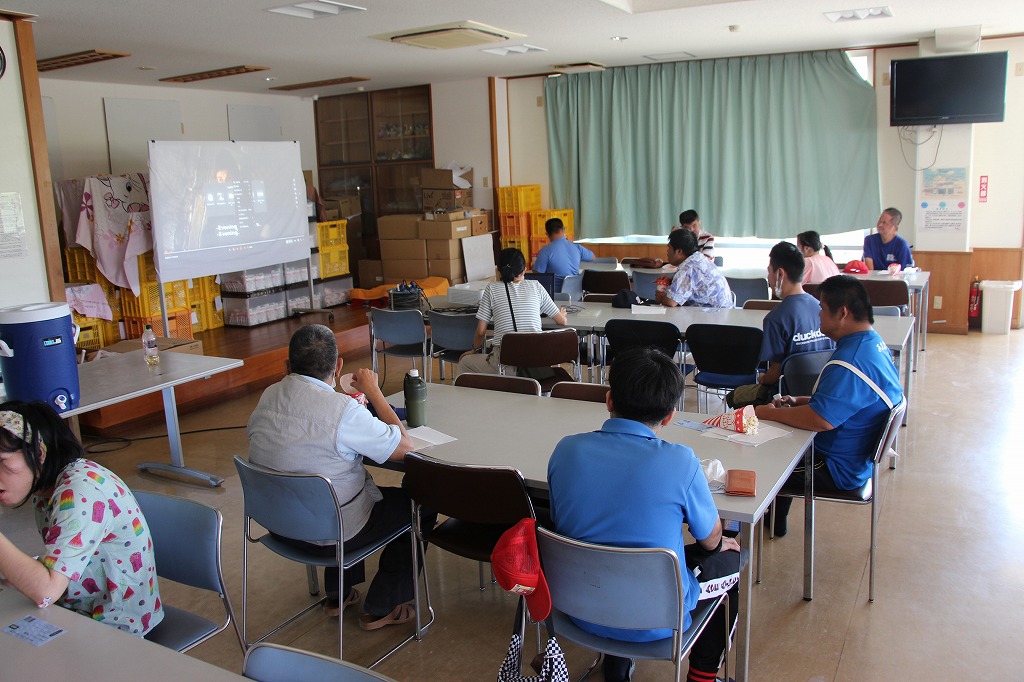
[421,168,474,212]
[378,214,428,281]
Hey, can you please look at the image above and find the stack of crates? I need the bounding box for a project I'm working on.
[186,276,223,334]
[497,185,542,266]
[65,247,123,351]
[120,253,193,340]
[317,219,350,278]
[528,209,574,263]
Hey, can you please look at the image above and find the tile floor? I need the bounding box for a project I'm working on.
[2,329,1022,680]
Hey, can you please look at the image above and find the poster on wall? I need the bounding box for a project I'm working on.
[919,167,967,232]
[0,192,27,260]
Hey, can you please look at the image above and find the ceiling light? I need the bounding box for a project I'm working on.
[160,65,269,83]
[270,75,370,91]
[374,21,525,50]
[137,66,157,71]
[823,6,893,22]
[552,62,607,74]
[481,44,546,56]
[611,36,628,41]
[37,49,131,72]
[643,51,697,61]
[267,1,365,19]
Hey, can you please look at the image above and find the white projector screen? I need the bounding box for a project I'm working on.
[148,140,309,281]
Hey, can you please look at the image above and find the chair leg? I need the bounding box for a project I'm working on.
[768,500,775,540]
[306,565,319,595]
[721,592,730,682]
[478,562,486,591]
[755,518,763,584]
[869,472,879,602]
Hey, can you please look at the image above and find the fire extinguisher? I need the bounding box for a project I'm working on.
[968,276,982,328]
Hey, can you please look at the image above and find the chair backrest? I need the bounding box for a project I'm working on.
[243,643,398,682]
[536,526,684,632]
[498,329,579,369]
[582,269,631,294]
[603,319,681,366]
[871,399,907,466]
[778,349,834,396]
[524,272,556,298]
[803,283,821,300]
[873,305,902,317]
[860,279,910,308]
[368,308,427,345]
[561,274,584,302]
[233,456,343,544]
[684,324,764,376]
[403,452,535,524]
[427,310,478,352]
[713,256,724,267]
[631,270,662,300]
[134,491,225,594]
[582,293,616,303]
[454,372,542,396]
[725,277,770,308]
[742,299,781,311]
[593,257,619,264]
[550,381,609,403]
[553,292,571,303]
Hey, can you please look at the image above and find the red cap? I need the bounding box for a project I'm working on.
[843,260,869,274]
[490,518,551,622]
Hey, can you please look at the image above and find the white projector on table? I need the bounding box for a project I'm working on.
[447,280,491,306]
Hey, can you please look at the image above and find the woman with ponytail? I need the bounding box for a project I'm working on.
[796,231,840,285]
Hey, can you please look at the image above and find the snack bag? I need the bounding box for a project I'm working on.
[703,405,758,434]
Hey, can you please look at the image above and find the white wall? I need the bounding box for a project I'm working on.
[493,78,511,189]
[875,46,919,246]
[430,78,494,210]
[38,79,317,181]
[507,77,551,208]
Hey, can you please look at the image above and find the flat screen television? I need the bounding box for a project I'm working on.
[889,52,1008,126]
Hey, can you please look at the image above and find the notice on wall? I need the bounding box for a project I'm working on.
[919,167,967,232]
[0,192,28,259]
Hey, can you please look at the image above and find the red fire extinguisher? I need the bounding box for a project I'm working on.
[968,276,982,329]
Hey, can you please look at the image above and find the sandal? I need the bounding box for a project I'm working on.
[324,587,360,617]
[358,602,416,631]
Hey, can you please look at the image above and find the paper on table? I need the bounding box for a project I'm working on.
[632,305,666,315]
[407,425,457,451]
[574,308,601,318]
[699,423,790,446]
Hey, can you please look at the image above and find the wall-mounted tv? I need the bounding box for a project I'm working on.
[889,52,1007,127]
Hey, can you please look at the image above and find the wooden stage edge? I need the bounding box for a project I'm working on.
[79,304,372,436]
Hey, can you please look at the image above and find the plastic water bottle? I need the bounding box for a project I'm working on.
[141,324,160,366]
[404,368,426,427]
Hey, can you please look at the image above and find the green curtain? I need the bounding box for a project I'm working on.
[545,50,879,239]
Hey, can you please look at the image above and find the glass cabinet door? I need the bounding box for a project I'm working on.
[316,94,370,166]
[376,162,431,216]
[370,86,432,162]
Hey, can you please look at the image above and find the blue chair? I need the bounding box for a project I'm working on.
[536,526,730,682]
[724,277,770,309]
[427,310,478,383]
[631,270,663,300]
[243,643,398,681]
[233,456,427,666]
[684,324,764,413]
[367,308,429,381]
[561,274,584,302]
[778,349,834,397]
[136,491,243,653]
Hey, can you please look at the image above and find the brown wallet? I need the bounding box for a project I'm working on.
[725,469,756,496]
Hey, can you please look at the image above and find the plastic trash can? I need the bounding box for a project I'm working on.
[979,280,1023,334]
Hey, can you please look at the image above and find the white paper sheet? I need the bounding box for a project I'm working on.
[407,425,457,451]
[632,305,666,315]
[699,423,790,447]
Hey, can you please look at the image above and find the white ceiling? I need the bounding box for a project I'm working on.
[7,0,1024,97]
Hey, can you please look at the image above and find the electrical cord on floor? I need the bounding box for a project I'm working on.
[82,425,248,455]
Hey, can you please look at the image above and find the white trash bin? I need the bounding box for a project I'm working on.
[979,280,1023,334]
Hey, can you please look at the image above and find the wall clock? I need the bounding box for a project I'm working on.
[0,44,6,80]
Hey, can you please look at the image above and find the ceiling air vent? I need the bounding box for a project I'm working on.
[553,62,607,74]
[374,21,525,50]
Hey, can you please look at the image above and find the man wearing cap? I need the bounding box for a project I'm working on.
[863,207,913,271]
[547,346,739,682]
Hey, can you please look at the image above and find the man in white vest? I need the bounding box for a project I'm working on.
[248,324,433,630]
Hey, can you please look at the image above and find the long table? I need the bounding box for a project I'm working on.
[391,383,815,682]
[0,585,244,681]
[63,350,243,486]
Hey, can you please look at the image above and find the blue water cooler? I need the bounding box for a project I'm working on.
[0,302,81,413]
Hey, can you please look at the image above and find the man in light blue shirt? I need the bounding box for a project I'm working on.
[532,218,594,292]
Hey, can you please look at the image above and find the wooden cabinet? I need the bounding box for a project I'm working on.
[315,85,433,239]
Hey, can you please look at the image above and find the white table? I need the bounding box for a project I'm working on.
[64,350,243,486]
[391,383,815,682]
[0,585,244,681]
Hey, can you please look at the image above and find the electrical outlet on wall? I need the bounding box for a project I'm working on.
[1016,62,1024,77]
[482,176,489,188]
[933,295,943,310]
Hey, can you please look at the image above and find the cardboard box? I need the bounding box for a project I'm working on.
[377,214,421,240]
[422,209,467,222]
[382,259,429,281]
[422,188,474,212]
[103,337,204,356]
[418,218,473,240]
[380,239,427,261]
[471,211,491,236]
[421,167,473,190]
[322,207,341,221]
[358,259,384,288]
[429,258,466,281]
[426,238,464,260]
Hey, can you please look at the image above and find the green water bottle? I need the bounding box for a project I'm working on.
[404,368,427,427]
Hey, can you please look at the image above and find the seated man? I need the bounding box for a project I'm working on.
[532,217,595,292]
[247,324,435,628]
[755,275,903,536]
[727,241,835,407]
[548,346,740,682]
[863,207,913,271]
[677,209,715,260]
[656,228,733,308]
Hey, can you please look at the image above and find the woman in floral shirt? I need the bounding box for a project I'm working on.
[0,401,162,636]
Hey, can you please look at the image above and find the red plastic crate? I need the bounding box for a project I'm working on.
[499,212,530,238]
[123,310,194,340]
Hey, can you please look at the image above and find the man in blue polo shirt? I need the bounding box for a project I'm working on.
[548,346,739,682]
[755,275,903,536]
[532,217,595,292]
[863,207,914,271]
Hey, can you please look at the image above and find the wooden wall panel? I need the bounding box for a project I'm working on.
[912,251,972,334]
[970,248,1024,329]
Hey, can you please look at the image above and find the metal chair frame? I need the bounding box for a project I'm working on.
[427,310,478,383]
[368,308,430,382]
[243,643,399,681]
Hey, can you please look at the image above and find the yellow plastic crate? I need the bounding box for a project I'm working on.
[499,213,530,239]
[319,245,351,278]
[497,185,542,213]
[121,280,189,318]
[137,252,159,285]
[529,209,575,238]
[198,275,221,301]
[65,246,97,282]
[75,322,104,351]
[203,304,225,330]
[123,310,193,340]
[317,219,348,248]
[190,302,206,334]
